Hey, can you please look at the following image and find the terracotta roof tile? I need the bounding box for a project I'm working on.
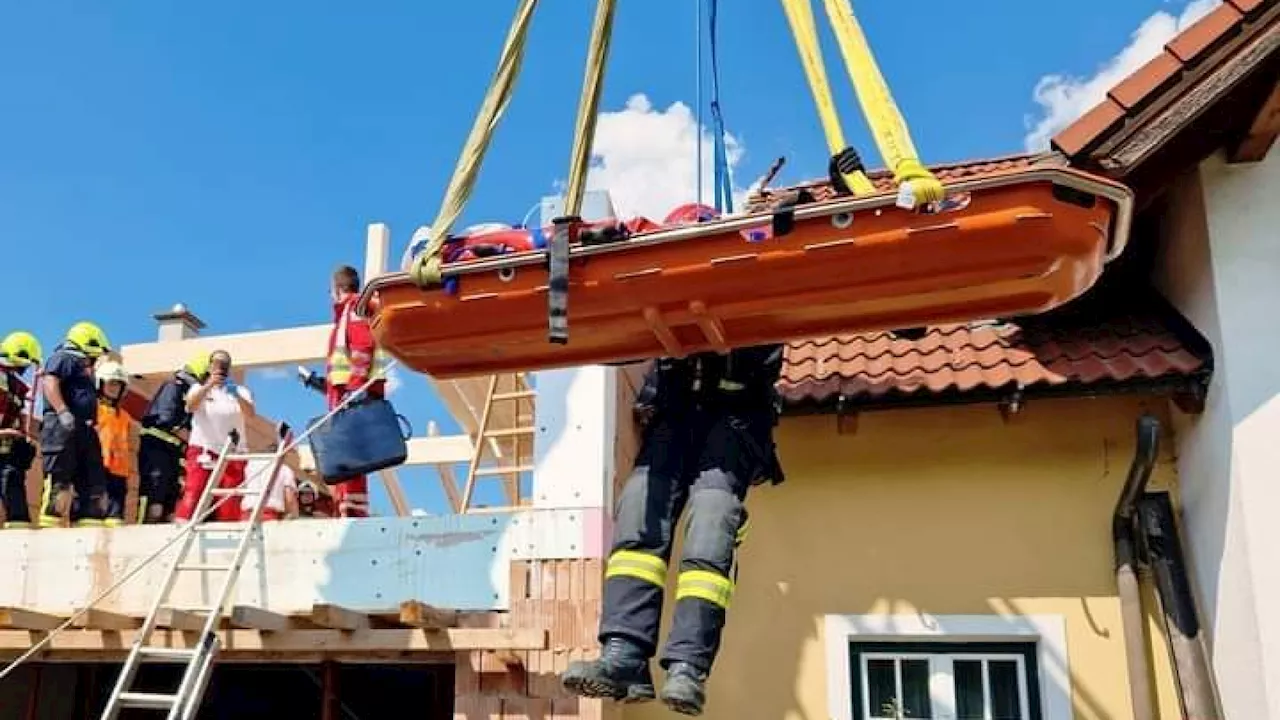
[1166,3,1244,63]
[1052,99,1129,157]
[1109,53,1183,109]
[778,315,1206,405]
[746,152,1046,210]
[1051,0,1274,159]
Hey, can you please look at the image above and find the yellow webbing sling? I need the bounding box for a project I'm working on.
[410,0,616,289]
[779,0,877,196]
[780,0,944,208]
[563,0,617,218]
[411,0,540,288]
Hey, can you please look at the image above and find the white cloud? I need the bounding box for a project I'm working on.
[571,93,761,220]
[1023,0,1220,151]
[384,366,403,396]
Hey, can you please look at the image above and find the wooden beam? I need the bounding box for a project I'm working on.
[120,324,332,376]
[378,469,411,517]
[0,627,548,654]
[486,649,524,668]
[155,608,206,632]
[364,223,392,281]
[398,601,459,630]
[71,609,138,631]
[0,608,64,631]
[309,604,370,632]
[1229,79,1280,163]
[295,435,473,472]
[229,605,291,633]
[428,421,463,513]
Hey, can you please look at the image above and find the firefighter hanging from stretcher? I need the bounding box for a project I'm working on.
[562,343,786,716]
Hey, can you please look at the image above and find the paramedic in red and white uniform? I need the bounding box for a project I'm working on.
[176,350,255,522]
[324,265,387,518]
[240,424,298,521]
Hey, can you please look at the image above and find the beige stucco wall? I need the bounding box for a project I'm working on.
[624,395,1183,720]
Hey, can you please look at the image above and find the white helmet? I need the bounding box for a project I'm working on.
[94,359,130,387]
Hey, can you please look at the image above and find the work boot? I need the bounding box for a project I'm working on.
[660,662,707,716]
[561,636,655,703]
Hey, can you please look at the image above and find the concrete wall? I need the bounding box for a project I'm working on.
[1152,148,1280,719]
[623,396,1183,720]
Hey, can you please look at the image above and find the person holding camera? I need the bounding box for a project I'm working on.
[175,349,255,522]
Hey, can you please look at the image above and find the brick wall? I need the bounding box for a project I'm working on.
[453,559,618,720]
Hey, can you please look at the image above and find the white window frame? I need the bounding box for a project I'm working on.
[824,614,1072,720]
[856,650,1033,719]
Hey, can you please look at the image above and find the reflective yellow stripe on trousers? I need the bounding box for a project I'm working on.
[140,426,183,446]
[605,549,668,587]
[38,476,59,528]
[676,569,734,609]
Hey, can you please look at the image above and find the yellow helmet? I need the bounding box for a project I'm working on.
[0,331,43,369]
[66,321,111,359]
[183,352,211,379]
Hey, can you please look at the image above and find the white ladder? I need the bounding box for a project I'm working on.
[99,429,288,719]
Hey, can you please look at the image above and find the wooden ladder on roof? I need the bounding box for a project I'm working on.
[459,372,536,512]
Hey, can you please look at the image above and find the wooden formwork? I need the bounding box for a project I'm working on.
[453,559,617,720]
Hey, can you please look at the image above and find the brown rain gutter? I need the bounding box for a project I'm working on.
[1112,414,1160,720]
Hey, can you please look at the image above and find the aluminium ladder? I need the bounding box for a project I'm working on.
[99,429,289,719]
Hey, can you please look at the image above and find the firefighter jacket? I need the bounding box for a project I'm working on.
[326,293,389,393]
[139,372,195,447]
[0,369,30,453]
[97,400,135,478]
[635,345,784,421]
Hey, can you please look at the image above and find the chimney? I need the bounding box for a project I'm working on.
[153,303,206,342]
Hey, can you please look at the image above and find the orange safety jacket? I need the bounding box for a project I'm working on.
[97,400,134,478]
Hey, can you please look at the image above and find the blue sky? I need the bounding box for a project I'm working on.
[0,0,1217,513]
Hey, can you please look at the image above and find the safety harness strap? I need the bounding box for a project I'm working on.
[411,0,540,288]
[548,0,617,344]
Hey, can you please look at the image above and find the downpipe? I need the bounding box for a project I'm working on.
[1113,414,1160,720]
[1139,491,1221,719]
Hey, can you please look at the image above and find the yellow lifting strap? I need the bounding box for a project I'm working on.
[781,0,944,209]
[410,0,617,289]
[564,0,618,218]
[411,0,540,288]
[779,0,877,196]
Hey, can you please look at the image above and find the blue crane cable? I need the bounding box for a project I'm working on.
[708,0,734,214]
[695,0,704,209]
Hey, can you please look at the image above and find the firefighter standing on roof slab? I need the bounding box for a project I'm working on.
[137,355,202,523]
[562,344,786,716]
[39,322,113,528]
[0,332,43,529]
[93,358,134,527]
[323,264,389,518]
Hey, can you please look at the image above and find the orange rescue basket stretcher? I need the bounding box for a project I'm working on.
[359,166,1133,378]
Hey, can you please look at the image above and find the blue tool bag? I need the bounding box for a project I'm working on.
[306,396,411,484]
